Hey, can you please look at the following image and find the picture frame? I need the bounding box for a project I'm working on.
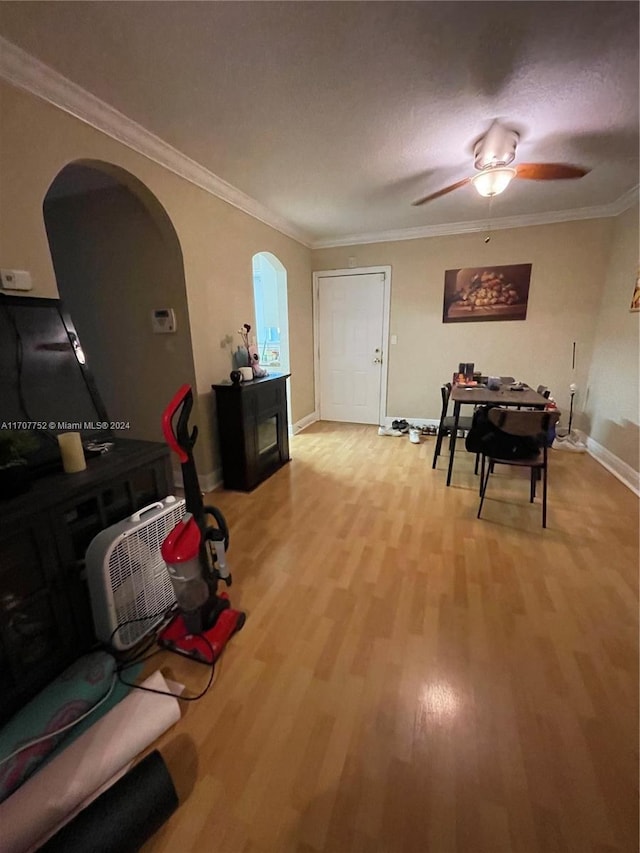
[442,263,532,323]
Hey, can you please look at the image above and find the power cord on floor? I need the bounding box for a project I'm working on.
[109,611,219,702]
[116,632,218,702]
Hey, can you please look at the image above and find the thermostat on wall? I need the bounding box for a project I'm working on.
[151,308,177,333]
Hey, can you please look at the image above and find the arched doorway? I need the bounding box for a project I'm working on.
[42,160,196,445]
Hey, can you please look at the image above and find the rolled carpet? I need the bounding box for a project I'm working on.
[39,750,178,853]
[0,652,117,803]
[0,671,180,853]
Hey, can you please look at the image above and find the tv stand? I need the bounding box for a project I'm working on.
[0,438,172,723]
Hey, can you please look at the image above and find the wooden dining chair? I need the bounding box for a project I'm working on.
[476,408,560,528]
[432,383,475,470]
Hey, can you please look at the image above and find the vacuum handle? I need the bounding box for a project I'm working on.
[203,505,230,552]
[162,384,194,464]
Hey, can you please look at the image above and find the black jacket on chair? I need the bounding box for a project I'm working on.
[465,405,541,460]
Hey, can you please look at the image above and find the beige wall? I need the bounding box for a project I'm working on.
[44,183,197,445]
[585,205,640,471]
[2,80,636,478]
[312,219,615,430]
[0,81,314,475]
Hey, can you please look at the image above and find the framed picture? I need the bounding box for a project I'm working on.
[442,263,532,323]
[630,268,640,312]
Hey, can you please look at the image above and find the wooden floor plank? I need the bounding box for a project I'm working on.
[143,423,638,852]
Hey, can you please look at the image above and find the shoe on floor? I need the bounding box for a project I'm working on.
[378,426,404,436]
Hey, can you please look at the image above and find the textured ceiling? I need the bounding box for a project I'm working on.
[1,1,638,244]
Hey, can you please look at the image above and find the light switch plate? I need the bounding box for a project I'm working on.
[1,269,33,291]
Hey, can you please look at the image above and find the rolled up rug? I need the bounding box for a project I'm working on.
[39,750,179,853]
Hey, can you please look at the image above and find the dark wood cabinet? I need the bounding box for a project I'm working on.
[0,439,172,722]
[213,373,291,491]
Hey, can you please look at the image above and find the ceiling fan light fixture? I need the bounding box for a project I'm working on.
[471,167,516,198]
[473,125,519,170]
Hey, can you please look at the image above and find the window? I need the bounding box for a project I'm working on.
[252,253,289,373]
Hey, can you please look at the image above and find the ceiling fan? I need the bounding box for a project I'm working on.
[412,122,590,206]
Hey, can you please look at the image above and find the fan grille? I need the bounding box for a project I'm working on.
[107,501,185,649]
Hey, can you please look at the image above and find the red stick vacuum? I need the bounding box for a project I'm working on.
[158,384,245,664]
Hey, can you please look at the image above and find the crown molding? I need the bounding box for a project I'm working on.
[608,184,639,216]
[311,188,640,249]
[0,36,313,248]
[1,37,637,254]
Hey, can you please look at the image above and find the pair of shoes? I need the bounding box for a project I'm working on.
[421,425,437,436]
[552,436,586,453]
[392,419,409,433]
[378,426,404,437]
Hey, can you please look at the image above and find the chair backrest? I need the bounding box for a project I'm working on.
[536,384,551,399]
[439,383,452,421]
[488,408,559,437]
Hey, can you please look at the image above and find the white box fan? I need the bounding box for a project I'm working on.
[86,496,185,650]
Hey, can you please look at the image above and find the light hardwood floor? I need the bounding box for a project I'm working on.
[145,422,639,853]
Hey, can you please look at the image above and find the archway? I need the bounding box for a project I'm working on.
[43,160,196,445]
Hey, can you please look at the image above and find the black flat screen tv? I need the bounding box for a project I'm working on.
[0,294,111,471]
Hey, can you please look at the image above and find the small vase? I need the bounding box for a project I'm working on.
[232,347,251,369]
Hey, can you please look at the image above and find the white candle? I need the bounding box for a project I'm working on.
[57,432,86,473]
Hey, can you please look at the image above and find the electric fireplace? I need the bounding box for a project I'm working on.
[212,373,291,491]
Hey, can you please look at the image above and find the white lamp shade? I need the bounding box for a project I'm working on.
[472,167,516,197]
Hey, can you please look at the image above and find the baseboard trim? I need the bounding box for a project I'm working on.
[586,438,640,496]
[172,466,222,495]
[293,411,319,433]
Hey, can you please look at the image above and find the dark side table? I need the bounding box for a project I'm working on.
[212,373,291,491]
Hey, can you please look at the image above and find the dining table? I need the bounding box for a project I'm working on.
[446,379,551,486]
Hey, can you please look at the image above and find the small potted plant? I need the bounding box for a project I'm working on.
[0,431,39,500]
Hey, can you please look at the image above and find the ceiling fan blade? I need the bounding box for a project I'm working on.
[515,163,590,181]
[412,177,471,206]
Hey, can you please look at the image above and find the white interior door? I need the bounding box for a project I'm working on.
[318,272,386,424]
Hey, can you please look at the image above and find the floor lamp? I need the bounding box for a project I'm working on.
[568,384,577,434]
